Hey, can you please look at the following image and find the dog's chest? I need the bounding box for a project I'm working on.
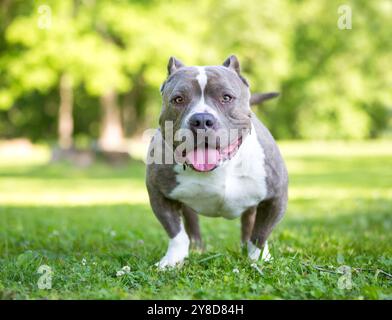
[169,131,267,219]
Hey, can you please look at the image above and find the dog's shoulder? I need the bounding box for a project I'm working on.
[146,129,178,197]
[251,114,288,199]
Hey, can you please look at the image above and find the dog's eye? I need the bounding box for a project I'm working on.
[172,96,184,104]
[221,94,233,103]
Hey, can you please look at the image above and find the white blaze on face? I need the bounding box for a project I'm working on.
[196,66,208,102]
[183,66,218,125]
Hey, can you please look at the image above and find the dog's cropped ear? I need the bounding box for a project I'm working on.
[250,92,280,106]
[223,55,249,86]
[167,56,185,76]
[223,55,241,74]
[161,57,185,94]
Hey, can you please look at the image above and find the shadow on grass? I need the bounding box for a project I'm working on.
[0,159,146,180]
[1,197,390,261]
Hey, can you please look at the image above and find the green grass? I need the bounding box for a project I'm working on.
[0,141,391,299]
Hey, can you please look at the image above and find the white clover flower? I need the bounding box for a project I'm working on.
[250,263,257,268]
[50,230,59,237]
[122,266,131,273]
[232,268,240,274]
[110,230,117,237]
[116,270,125,277]
[81,258,87,266]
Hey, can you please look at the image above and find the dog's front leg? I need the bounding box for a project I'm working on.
[241,207,256,245]
[248,198,285,262]
[147,184,190,269]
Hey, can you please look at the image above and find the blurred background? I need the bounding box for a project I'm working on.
[1,0,391,155]
[0,0,391,299]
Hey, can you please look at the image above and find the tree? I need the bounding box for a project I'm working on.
[2,1,130,150]
[1,0,391,142]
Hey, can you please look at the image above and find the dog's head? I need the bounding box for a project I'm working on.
[159,55,252,172]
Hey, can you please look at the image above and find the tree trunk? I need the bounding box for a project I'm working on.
[99,89,124,151]
[58,73,74,149]
[122,91,137,137]
[122,69,147,136]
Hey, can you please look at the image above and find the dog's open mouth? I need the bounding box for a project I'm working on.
[184,136,243,172]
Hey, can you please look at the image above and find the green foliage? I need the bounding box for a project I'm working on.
[0,141,391,299]
[0,0,391,139]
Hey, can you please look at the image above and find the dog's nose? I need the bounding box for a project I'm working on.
[189,113,217,131]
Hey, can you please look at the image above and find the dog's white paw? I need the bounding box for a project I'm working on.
[247,241,261,261]
[261,242,272,262]
[155,224,190,270]
[155,252,187,269]
[247,240,273,262]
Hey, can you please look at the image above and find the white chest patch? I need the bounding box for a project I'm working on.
[169,125,267,219]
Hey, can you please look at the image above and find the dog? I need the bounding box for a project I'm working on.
[146,55,288,268]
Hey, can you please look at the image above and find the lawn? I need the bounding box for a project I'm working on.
[0,141,391,299]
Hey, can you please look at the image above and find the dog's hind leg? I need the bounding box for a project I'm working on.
[182,205,203,251]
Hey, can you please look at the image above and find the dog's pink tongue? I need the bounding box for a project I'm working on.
[186,148,220,172]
